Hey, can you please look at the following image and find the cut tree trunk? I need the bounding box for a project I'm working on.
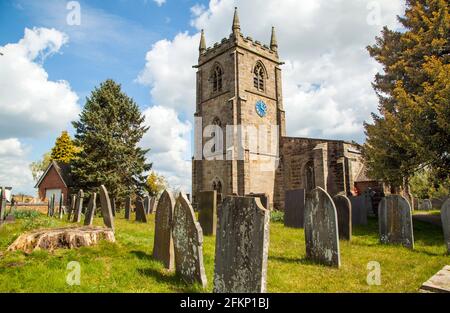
[7,226,115,254]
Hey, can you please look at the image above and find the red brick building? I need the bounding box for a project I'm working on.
[35,161,73,204]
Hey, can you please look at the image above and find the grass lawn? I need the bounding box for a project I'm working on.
[0,210,448,293]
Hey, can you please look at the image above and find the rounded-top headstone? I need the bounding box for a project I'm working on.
[333,194,352,241]
[153,190,175,270]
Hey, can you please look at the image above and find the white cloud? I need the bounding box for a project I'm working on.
[0,138,34,195]
[0,27,80,139]
[137,0,406,191]
[153,0,166,7]
[141,105,192,192]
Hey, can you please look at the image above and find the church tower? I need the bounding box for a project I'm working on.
[192,8,286,209]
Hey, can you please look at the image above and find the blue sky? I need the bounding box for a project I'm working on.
[0,0,405,195]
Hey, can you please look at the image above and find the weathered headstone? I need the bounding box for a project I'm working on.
[84,193,97,226]
[124,196,131,220]
[378,195,414,249]
[153,190,175,270]
[0,187,6,222]
[284,189,305,228]
[67,194,76,221]
[333,195,352,241]
[172,193,207,288]
[72,190,84,223]
[99,185,115,231]
[48,194,56,217]
[198,191,217,236]
[304,187,341,267]
[135,197,147,223]
[144,196,151,214]
[58,193,64,219]
[349,195,368,226]
[150,196,157,214]
[418,199,432,211]
[441,198,450,254]
[111,198,116,217]
[420,265,450,293]
[214,196,270,293]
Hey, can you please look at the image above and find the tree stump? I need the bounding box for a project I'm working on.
[7,226,115,254]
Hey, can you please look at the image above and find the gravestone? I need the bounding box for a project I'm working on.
[99,185,115,231]
[135,197,147,223]
[0,187,6,222]
[378,195,414,249]
[72,190,84,223]
[441,198,450,254]
[111,198,116,217]
[418,199,432,211]
[350,195,368,226]
[124,196,131,220]
[68,194,76,221]
[333,195,352,241]
[58,193,64,219]
[150,197,157,214]
[172,193,207,288]
[246,193,269,209]
[144,196,151,214]
[214,196,270,293]
[284,189,305,228]
[84,193,97,226]
[304,187,341,267]
[48,194,56,217]
[420,265,450,293]
[198,191,217,236]
[153,190,175,270]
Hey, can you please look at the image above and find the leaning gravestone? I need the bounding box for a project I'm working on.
[441,198,450,254]
[350,195,368,226]
[135,197,148,223]
[99,185,115,231]
[304,187,341,267]
[284,189,305,228]
[124,196,131,220]
[333,195,352,241]
[0,187,6,222]
[153,190,175,270]
[378,195,414,249]
[84,193,97,226]
[214,196,270,293]
[198,191,217,236]
[172,193,207,288]
[73,190,84,223]
[68,194,77,221]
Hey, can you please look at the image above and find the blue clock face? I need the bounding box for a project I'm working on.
[255,100,267,117]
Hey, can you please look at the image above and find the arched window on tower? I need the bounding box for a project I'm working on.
[253,63,265,91]
[212,65,223,92]
[212,177,222,194]
[305,161,316,192]
[211,117,222,154]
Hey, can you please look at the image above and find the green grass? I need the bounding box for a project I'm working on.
[0,211,448,293]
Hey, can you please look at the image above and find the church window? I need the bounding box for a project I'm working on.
[212,65,223,92]
[212,178,222,194]
[253,63,265,91]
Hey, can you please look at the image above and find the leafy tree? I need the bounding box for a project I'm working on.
[146,171,168,196]
[71,79,152,200]
[50,131,78,163]
[410,168,450,198]
[29,152,52,181]
[363,0,449,186]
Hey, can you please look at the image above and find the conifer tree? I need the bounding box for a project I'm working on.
[71,80,152,200]
[363,0,449,187]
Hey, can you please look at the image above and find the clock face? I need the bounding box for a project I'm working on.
[255,100,267,117]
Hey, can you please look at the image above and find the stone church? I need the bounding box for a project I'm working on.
[192,8,367,210]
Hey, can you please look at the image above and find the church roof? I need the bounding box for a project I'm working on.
[355,164,376,182]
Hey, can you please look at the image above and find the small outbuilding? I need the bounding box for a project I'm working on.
[35,161,73,204]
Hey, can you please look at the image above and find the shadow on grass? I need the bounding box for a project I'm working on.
[269,255,322,267]
[137,267,203,293]
[130,250,153,261]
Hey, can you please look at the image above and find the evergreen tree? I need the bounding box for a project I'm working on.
[71,80,152,200]
[363,0,449,186]
[50,131,77,163]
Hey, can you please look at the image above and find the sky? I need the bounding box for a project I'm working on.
[0,0,406,196]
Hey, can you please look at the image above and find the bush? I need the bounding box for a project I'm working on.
[13,210,40,219]
[270,210,284,223]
